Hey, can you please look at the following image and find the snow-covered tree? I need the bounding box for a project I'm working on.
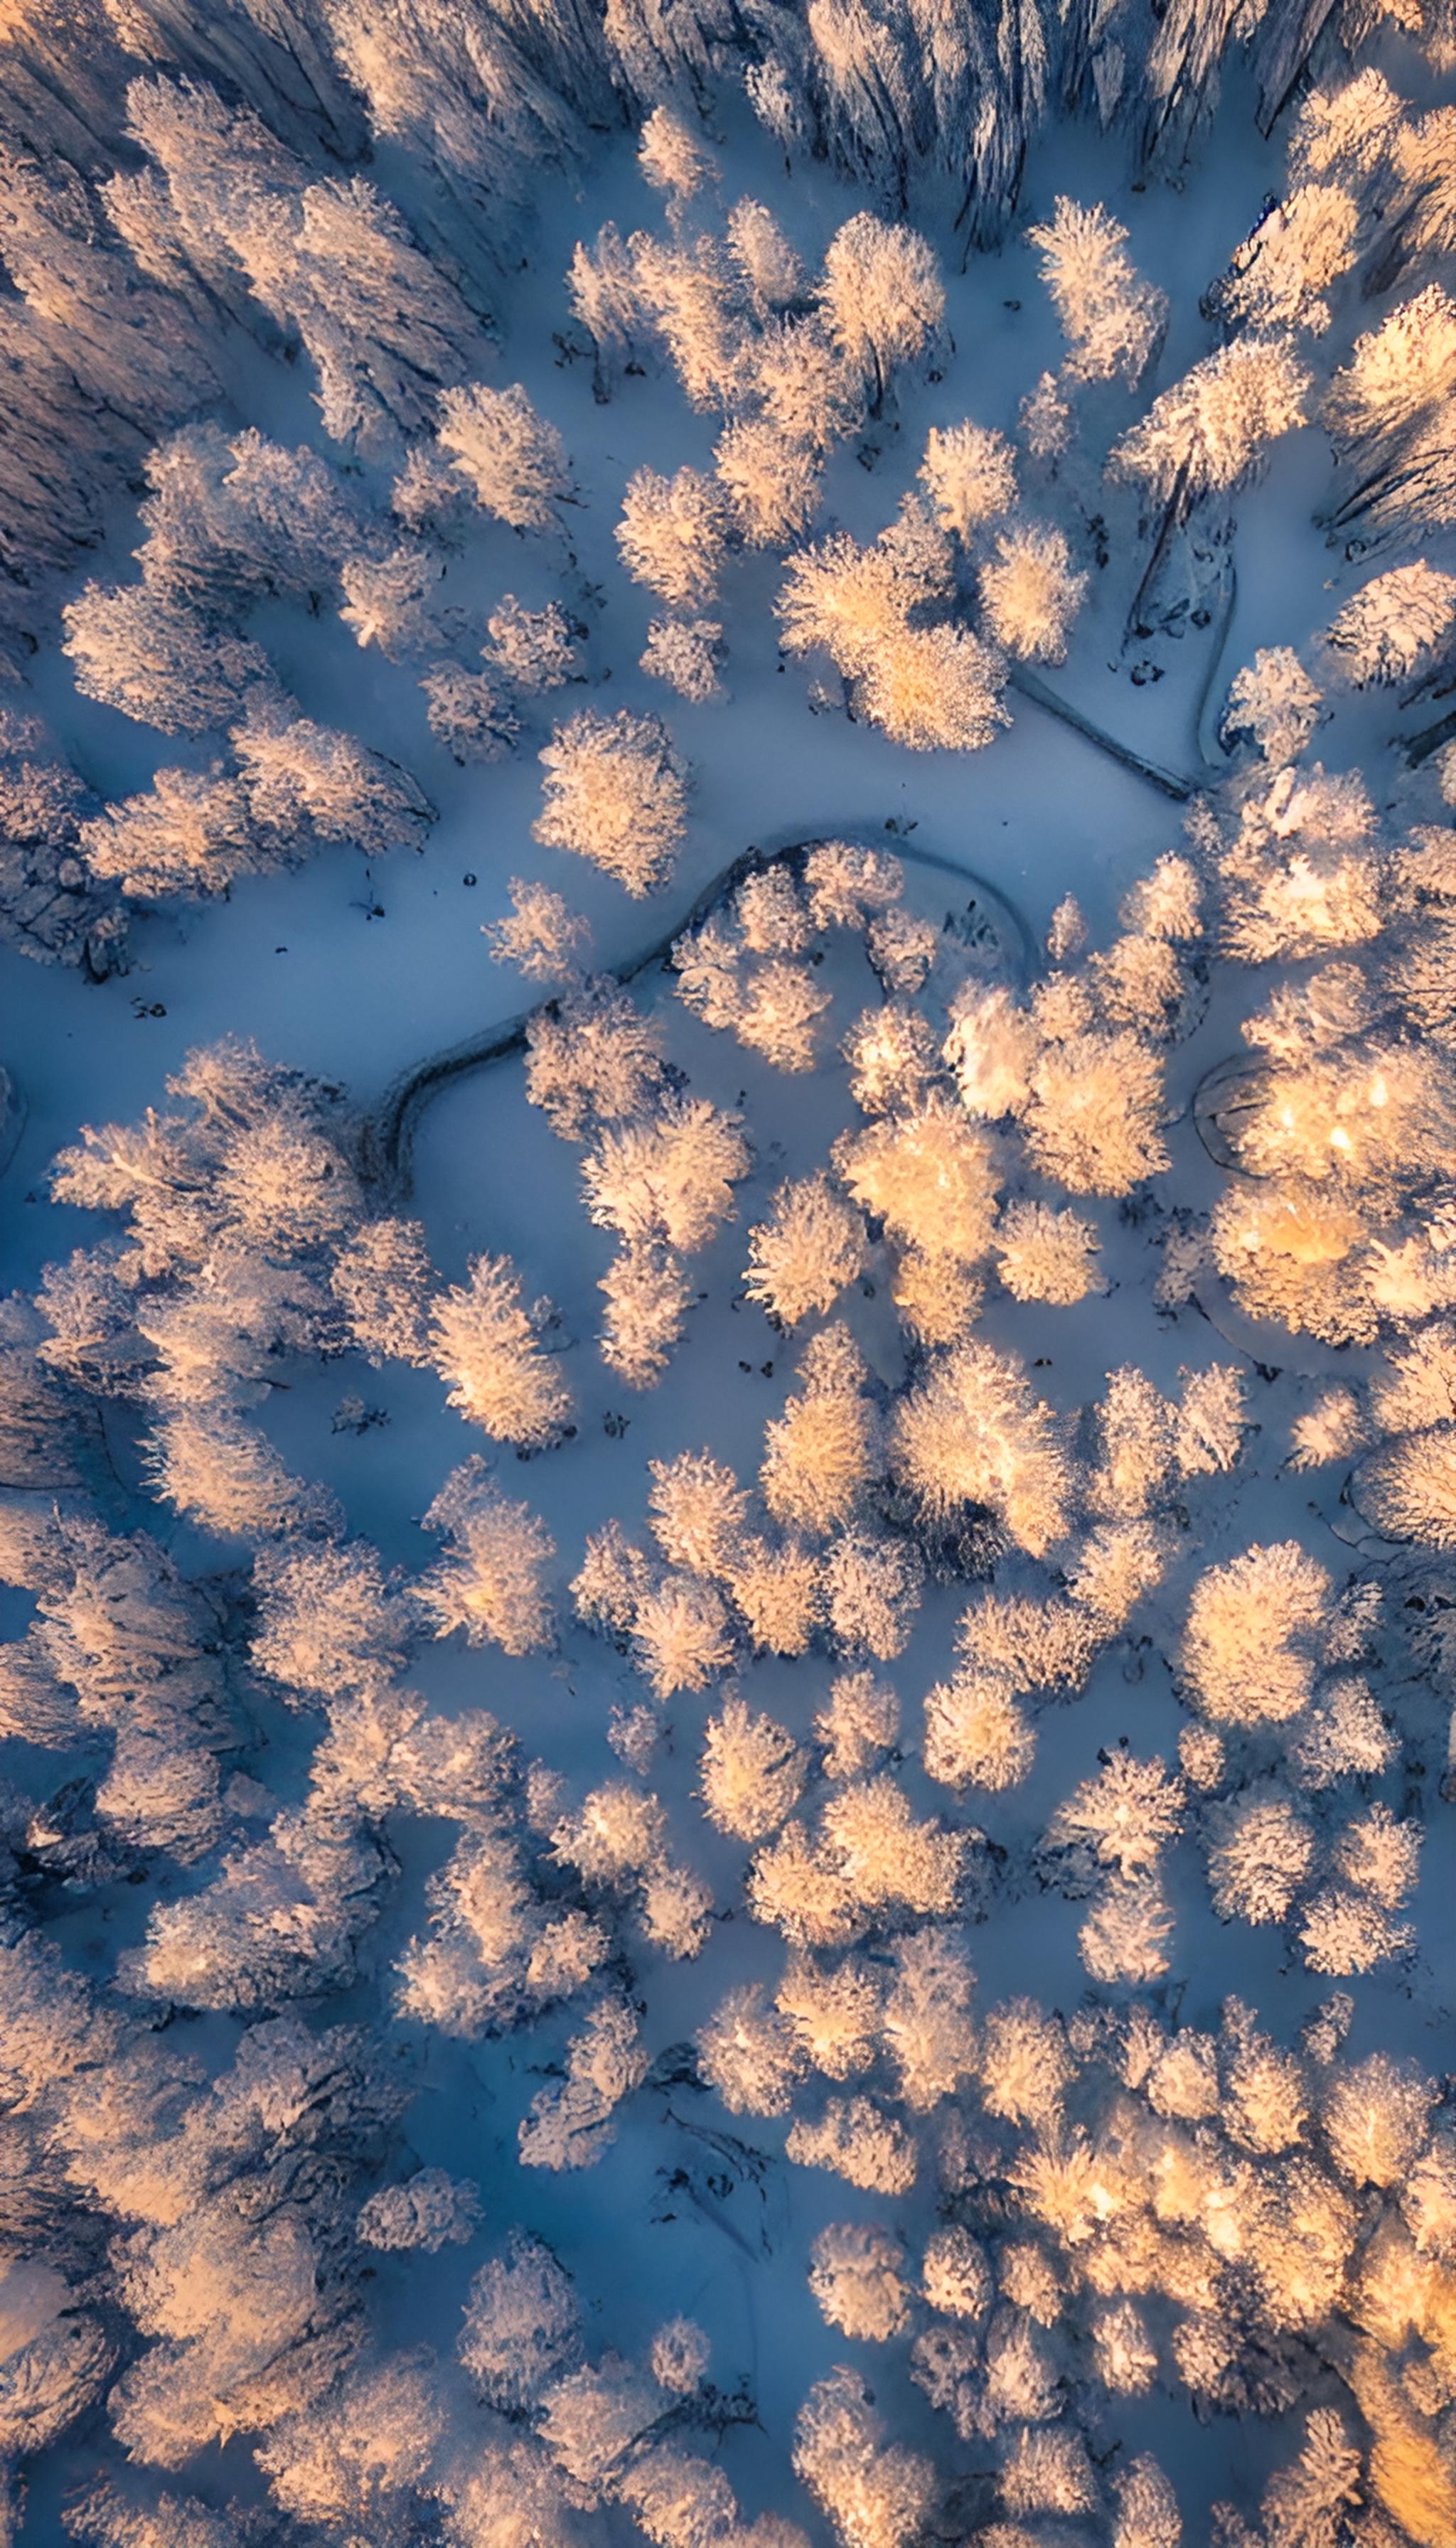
[919,421,1016,539]
[1322,284,1456,541]
[518,1996,648,2170]
[599,1242,693,1388]
[1324,562,1456,685]
[1219,185,1359,336]
[793,2368,934,2548]
[435,382,572,530]
[358,2168,481,2254]
[924,1669,1036,1792]
[744,1177,867,1328]
[995,1200,1101,1303]
[419,663,520,764]
[697,1982,803,2116]
[631,1574,734,1698]
[486,596,579,692]
[339,545,443,660]
[726,196,803,311]
[254,2352,444,2533]
[714,417,821,546]
[647,1447,746,1576]
[1046,1749,1184,1877]
[628,231,748,414]
[1208,1787,1314,1924]
[815,1668,899,1781]
[332,1217,436,1366]
[638,105,714,207]
[835,1095,997,1268]
[1022,1027,1169,1195]
[567,218,646,393]
[429,1255,573,1448]
[252,1537,409,1701]
[582,1095,748,1252]
[808,2223,910,2340]
[858,621,1010,753]
[1027,198,1166,382]
[979,523,1087,662]
[525,975,665,1140]
[487,877,592,983]
[884,1928,975,2108]
[761,1325,880,1536]
[617,465,728,607]
[419,1459,557,1654]
[459,2233,582,2414]
[776,505,951,683]
[699,1695,805,1840]
[63,583,272,735]
[119,1806,389,2010]
[749,311,862,451]
[1223,646,1322,762]
[1182,1541,1332,1725]
[80,767,257,901]
[1111,333,1311,518]
[641,615,724,701]
[136,422,365,609]
[820,1529,921,1660]
[891,1339,1072,1556]
[817,213,944,413]
[535,710,689,896]
[234,693,434,854]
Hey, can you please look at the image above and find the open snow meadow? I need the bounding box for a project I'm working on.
[6,6,1456,2545]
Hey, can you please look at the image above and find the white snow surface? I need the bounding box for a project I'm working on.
[3,44,1455,2548]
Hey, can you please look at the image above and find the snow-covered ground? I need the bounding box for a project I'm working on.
[4,29,1456,2548]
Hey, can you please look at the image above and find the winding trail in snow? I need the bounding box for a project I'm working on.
[358,831,1031,1197]
[1007,665,1197,799]
[1015,543,1238,789]
[359,577,1242,1197]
